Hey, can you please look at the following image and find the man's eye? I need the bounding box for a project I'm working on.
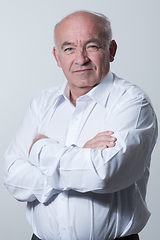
[64,47,74,53]
[87,45,99,52]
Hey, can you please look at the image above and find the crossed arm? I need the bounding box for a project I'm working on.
[4,92,157,203]
[29,131,117,154]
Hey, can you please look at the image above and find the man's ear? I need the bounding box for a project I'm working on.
[53,47,61,68]
[109,40,117,62]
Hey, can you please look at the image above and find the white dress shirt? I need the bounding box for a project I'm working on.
[4,72,158,240]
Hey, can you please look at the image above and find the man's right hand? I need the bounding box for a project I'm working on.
[83,131,116,150]
[29,133,49,155]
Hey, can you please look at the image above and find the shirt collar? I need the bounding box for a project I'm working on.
[53,80,69,101]
[87,71,114,107]
[55,71,114,107]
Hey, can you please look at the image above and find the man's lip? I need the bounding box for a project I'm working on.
[73,69,92,73]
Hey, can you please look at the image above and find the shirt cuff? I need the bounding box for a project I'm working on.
[29,138,58,168]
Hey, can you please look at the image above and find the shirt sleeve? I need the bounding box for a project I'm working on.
[28,95,158,194]
[3,98,60,203]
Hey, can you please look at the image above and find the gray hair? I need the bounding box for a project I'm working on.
[90,11,112,43]
[54,10,112,49]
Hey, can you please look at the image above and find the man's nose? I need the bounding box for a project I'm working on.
[74,49,89,65]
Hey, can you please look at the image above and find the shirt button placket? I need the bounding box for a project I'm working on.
[57,191,70,240]
[65,101,84,146]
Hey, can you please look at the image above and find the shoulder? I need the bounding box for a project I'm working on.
[104,73,155,120]
[32,82,65,104]
[111,73,151,104]
[34,84,63,102]
[29,83,65,116]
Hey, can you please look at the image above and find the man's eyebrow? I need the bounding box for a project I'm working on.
[61,42,77,50]
[85,38,102,46]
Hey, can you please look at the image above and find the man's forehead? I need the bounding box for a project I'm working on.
[56,20,101,43]
[57,14,100,35]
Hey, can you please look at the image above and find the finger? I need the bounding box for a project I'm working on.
[106,131,114,135]
[110,136,117,142]
[95,131,114,137]
[102,145,108,150]
[97,135,117,144]
[108,141,116,147]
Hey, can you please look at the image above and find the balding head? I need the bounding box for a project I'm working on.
[54,11,112,50]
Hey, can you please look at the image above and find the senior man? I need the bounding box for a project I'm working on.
[4,11,158,240]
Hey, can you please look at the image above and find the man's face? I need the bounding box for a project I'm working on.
[53,14,115,97]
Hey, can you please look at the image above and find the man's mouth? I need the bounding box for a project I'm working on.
[73,69,93,73]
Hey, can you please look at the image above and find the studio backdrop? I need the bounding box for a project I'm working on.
[0,1,159,240]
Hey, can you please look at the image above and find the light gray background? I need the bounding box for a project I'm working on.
[0,0,159,239]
